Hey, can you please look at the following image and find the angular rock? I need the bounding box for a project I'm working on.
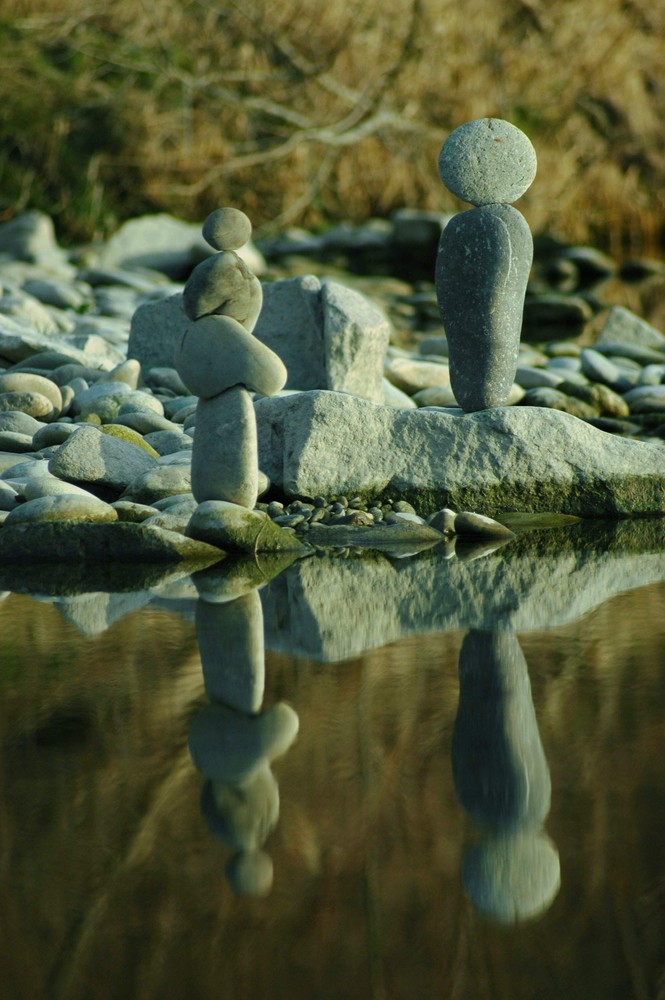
[49,424,157,495]
[436,204,533,411]
[596,305,665,352]
[255,390,665,516]
[127,293,187,373]
[252,276,389,402]
[176,316,286,399]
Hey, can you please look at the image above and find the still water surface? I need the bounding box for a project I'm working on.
[0,524,664,1000]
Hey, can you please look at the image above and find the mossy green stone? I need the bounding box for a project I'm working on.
[101,423,160,457]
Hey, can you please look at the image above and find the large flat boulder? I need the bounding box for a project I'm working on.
[255,390,665,516]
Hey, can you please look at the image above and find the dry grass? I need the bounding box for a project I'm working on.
[1,0,665,252]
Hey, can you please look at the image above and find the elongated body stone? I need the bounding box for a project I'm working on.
[190,386,258,506]
[436,203,533,411]
[176,315,286,399]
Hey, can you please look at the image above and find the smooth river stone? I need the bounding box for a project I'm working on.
[3,493,118,525]
[202,208,253,252]
[182,251,263,332]
[439,118,537,206]
[190,387,258,506]
[0,372,62,412]
[49,424,157,494]
[176,316,286,400]
[21,472,99,500]
[0,390,56,421]
[436,204,533,411]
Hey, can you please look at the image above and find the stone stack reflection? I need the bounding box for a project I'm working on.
[452,629,560,923]
[188,586,299,897]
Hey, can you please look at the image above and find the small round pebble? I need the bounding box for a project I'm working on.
[202,208,252,251]
[438,118,537,206]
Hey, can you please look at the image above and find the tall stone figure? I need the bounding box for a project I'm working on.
[435,118,536,412]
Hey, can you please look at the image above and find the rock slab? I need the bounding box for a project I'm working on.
[255,390,665,516]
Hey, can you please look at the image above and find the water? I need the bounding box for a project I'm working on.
[0,521,664,1000]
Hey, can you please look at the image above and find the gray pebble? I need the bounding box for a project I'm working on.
[580,348,635,392]
[202,208,253,251]
[438,118,537,206]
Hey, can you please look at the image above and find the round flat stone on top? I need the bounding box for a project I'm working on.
[202,208,252,251]
[438,118,537,206]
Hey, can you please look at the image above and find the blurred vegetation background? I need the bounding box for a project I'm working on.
[1,0,664,254]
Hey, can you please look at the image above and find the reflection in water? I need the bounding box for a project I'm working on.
[452,629,560,923]
[188,588,299,897]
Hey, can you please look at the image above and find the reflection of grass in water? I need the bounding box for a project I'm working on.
[2,0,665,254]
[0,641,24,683]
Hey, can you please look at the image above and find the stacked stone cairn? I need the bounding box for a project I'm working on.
[436,118,536,412]
[174,208,297,552]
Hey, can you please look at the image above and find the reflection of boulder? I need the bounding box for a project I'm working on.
[261,520,665,661]
[462,830,560,925]
[452,631,550,830]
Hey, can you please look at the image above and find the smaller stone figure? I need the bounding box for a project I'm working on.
[435,118,536,412]
[175,207,286,507]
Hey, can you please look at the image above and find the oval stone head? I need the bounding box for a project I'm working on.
[202,207,253,251]
[438,118,537,206]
